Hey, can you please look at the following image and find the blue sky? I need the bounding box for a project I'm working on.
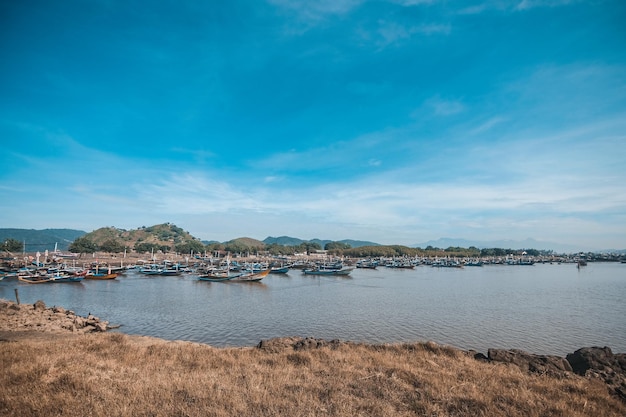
[1,0,625,250]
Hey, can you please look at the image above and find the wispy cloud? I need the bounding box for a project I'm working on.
[390,0,437,6]
[515,0,578,11]
[458,0,579,14]
[376,20,451,48]
[468,116,507,135]
[267,0,363,22]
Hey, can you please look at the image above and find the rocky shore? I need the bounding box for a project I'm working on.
[0,299,115,341]
[1,298,625,404]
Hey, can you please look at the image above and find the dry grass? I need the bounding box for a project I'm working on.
[1,334,623,417]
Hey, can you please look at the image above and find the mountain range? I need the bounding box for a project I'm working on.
[263,236,380,249]
[1,227,617,254]
[0,228,86,252]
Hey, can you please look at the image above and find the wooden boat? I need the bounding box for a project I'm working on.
[51,275,85,283]
[197,271,242,282]
[356,260,378,269]
[269,266,289,274]
[85,272,118,280]
[230,269,270,282]
[303,267,354,276]
[18,275,54,284]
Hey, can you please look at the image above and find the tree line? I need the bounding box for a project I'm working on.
[65,236,547,258]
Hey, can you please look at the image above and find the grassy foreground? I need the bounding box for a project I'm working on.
[1,333,624,417]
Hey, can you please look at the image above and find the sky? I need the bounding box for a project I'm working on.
[1,0,625,251]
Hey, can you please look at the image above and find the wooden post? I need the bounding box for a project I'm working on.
[14,288,20,305]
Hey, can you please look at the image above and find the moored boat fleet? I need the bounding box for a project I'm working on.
[1,251,618,285]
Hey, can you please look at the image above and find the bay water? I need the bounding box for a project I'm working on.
[2,262,624,356]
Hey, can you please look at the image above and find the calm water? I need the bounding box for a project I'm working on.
[2,262,625,356]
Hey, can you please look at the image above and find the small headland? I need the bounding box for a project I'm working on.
[1,299,624,417]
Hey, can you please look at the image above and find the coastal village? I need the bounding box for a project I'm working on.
[1,224,624,283]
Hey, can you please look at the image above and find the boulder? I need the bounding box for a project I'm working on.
[566,347,626,401]
[488,349,572,376]
[33,300,46,311]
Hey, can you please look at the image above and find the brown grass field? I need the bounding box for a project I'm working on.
[1,332,624,417]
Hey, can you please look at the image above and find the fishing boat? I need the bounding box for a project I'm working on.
[230,268,270,282]
[303,266,354,276]
[85,272,118,280]
[356,259,378,269]
[51,275,85,283]
[18,275,54,284]
[197,270,242,282]
[269,265,289,274]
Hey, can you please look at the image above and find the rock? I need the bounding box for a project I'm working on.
[94,322,108,332]
[488,349,572,376]
[33,300,46,311]
[257,337,346,352]
[468,350,488,361]
[52,306,66,314]
[566,347,626,402]
[293,337,344,351]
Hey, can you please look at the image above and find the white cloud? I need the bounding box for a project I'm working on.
[376,20,450,48]
[267,0,363,21]
[457,0,579,14]
[469,116,507,135]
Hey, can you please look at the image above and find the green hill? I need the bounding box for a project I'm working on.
[225,237,266,248]
[79,223,204,253]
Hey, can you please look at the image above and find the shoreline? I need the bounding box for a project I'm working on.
[2,298,625,404]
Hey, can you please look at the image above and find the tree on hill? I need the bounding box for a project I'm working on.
[174,240,205,255]
[134,242,170,253]
[266,243,297,256]
[2,238,22,252]
[324,241,351,251]
[99,239,125,253]
[296,242,322,255]
[69,236,99,254]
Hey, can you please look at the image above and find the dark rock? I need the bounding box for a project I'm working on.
[566,347,626,402]
[567,346,615,375]
[468,350,488,361]
[33,300,46,311]
[488,348,572,376]
[293,337,344,351]
[257,337,346,352]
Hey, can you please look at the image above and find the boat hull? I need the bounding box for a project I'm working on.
[85,273,118,280]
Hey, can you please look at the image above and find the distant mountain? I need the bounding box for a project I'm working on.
[340,239,381,248]
[225,237,266,248]
[411,237,585,253]
[263,236,306,246]
[0,228,86,252]
[264,236,379,249]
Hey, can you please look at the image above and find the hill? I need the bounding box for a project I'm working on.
[224,237,266,248]
[0,228,86,252]
[80,223,203,252]
[263,236,380,248]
